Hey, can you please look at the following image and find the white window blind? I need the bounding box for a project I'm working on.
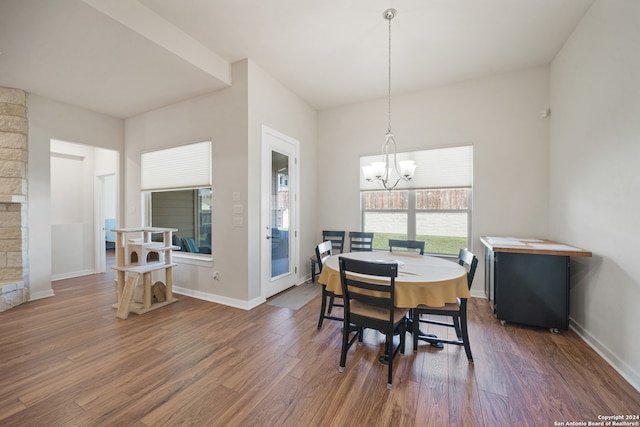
[360,144,473,190]
[141,141,212,191]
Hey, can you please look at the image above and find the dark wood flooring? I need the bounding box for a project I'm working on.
[0,268,638,426]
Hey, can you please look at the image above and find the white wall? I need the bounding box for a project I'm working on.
[50,141,96,279]
[124,61,249,304]
[102,174,117,220]
[247,59,317,300]
[317,66,551,294]
[27,94,123,299]
[550,0,640,389]
[124,59,317,307]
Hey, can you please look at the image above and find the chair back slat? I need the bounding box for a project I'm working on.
[458,248,478,290]
[339,257,397,319]
[315,240,333,271]
[389,239,425,255]
[349,231,374,252]
[322,230,345,254]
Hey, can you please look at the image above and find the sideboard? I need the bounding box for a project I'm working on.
[480,236,592,332]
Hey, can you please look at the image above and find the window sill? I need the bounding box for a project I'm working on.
[172,252,213,267]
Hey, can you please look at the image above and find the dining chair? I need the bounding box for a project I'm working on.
[338,256,409,389]
[316,240,343,328]
[323,230,346,253]
[349,231,374,252]
[411,248,478,361]
[310,230,346,282]
[389,239,426,255]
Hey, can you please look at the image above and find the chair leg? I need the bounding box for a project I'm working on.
[453,315,462,340]
[386,331,393,389]
[460,309,473,362]
[328,294,335,314]
[317,287,328,329]
[339,319,355,373]
[384,332,391,356]
[400,319,406,355]
[310,259,317,283]
[412,311,420,352]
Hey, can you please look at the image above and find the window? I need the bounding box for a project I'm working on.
[141,141,212,255]
[360,145,472,255]
[277,173,289,191]
[150,188,212,254]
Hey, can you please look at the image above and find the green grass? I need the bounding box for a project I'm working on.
[372,233,467,255]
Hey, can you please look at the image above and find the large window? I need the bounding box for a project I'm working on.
[150,188,212,254]
[141,141,212,255]
[360,145,472,255]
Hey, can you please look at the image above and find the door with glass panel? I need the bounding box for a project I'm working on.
[261,126,298,298]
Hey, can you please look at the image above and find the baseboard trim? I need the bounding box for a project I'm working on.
[51,269,96,281]
[173,286,265,310]
[174,276,315,311]
[470,289,487,299]
[570,317,640,392]
[29,289,55,301]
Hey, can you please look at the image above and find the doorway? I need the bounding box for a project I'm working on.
[96,173,117,272]
[261,126,299,298]
[50,140,118,280]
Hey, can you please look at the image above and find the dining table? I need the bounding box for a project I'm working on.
[317,251,469,307]
[317,250,470,352]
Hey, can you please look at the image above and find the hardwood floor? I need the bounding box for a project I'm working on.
[0,270,638,426]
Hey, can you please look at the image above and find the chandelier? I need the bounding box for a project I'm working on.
[362,8,416,191]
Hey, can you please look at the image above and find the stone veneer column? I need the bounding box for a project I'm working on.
[0,86,29,311]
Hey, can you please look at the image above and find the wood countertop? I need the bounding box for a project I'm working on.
[480,236,592,257]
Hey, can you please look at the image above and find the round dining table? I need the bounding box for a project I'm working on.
[317,251,470,308]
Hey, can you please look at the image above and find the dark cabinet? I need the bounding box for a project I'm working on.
[481,237,591,332]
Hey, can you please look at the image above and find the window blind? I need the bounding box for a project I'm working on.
[360,144,473,190]
[141,141,212,191]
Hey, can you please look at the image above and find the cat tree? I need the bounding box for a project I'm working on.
[111,227,179,319]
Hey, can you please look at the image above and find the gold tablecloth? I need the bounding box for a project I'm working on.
[317,251,470,308]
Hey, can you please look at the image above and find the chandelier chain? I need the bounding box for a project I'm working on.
[362,8,415,192]
[387,12,392,134]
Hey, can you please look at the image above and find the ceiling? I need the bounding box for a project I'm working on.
[0,0,595,119]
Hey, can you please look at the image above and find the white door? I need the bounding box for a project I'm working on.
[261,126,299,298]
[95,173,116,273]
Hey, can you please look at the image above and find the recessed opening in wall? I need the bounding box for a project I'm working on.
[140,140,212,257]
[50,139,119,280]
[148,188,212,255]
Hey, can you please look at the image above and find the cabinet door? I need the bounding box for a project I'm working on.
[495,253,569,330]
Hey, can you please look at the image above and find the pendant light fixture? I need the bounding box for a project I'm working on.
[362,8,416,191]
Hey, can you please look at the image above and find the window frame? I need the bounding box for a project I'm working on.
[142,187,213,260]
[360,187,472,255]
[359,144,473,255]
[140,141,213,261]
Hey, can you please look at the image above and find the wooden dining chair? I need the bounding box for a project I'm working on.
[316,240,343,328]
[411,248,478,362]
[338,256,409,389]
[349,231,374,252]
[310,230,345,282]
[389,239,426,255]
[323,230,345,253]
